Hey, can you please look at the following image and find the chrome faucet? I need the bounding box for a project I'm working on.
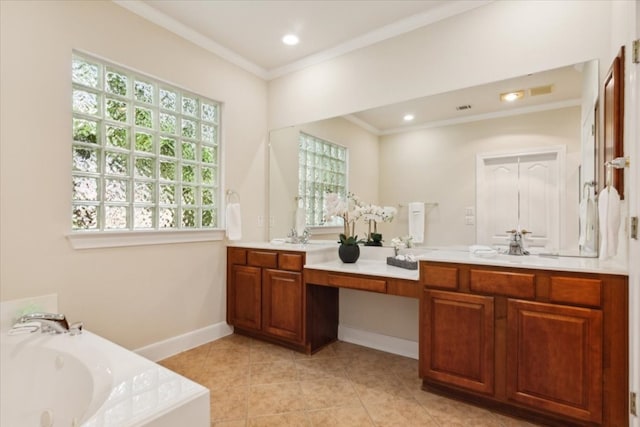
[506,229,530,256]
[287,228,310,244]
[16,312,83,335]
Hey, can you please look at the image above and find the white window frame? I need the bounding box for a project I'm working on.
[67,51,225,249]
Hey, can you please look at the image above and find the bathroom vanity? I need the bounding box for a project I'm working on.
[419,260,628,427]
[226,244,628,426]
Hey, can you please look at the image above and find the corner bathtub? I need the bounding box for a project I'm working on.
[0,329,209,427]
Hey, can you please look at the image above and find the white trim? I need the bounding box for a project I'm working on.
[381,99,582,136]
[111,0,269,80]
[67,229,225,249]
[267,0,492,80]
[135,321,233,362]
[338,325,418,359]
[342,114,382,136]
[112,0,491,81]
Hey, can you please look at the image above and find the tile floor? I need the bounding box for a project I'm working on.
[158,334,540,426]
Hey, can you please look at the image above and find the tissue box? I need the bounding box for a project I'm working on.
[386,256,418,270]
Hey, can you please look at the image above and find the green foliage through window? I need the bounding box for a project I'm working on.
[71,52,221,231]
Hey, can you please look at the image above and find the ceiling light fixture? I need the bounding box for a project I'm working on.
[282,34,299,46]
[403,114,415,122]
[500,90,525,102]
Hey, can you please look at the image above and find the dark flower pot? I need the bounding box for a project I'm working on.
[338,244,360,263]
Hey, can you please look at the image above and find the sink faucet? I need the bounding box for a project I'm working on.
[506,229,530,256]
[16,312,83,335]
[287,228,310,244]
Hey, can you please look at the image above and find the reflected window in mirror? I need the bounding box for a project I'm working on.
[298,133,348,226]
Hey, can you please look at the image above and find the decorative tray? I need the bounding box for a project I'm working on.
[386,256,418,270]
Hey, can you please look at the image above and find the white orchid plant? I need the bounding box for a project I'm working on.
[325,192,397,246]
[324,192,365,245]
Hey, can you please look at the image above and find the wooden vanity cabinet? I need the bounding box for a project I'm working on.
[419,261,628,427]
[227,247,305,349]
[421,289,495,395]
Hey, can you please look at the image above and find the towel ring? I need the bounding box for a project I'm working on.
[226,190,240,203]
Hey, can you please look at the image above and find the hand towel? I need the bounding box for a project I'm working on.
[295,206,306,236]
[408,202,425,244]
[578,195,596,248]
[226,203,242,241]
[598,187,621,259]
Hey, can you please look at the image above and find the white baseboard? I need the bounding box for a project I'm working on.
[135,321,233,362]
[338,325,418,359]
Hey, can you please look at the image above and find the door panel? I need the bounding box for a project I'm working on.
[230,265,262,330]
[507,300,603,423]
[262,269,303,343]
[421,290,495,395]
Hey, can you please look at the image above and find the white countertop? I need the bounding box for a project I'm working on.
[231,243,628,276]
[305,259,420,281]
[416,248,628,275]
[228,240,338,253]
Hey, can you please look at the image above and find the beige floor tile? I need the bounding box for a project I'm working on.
[363,396,438,427]
[209,386,249,423]
[205,347,251,367]
[247,411,311,426]
[212,420,247,427]
[250,360,298,385]
[299,377,361,410]
[250,342,296,363]
[350,372,414,404]
[295,356,348,381]
[307,405,373,426]
[197,363,251,389]
[159,335,544,427]
[247,382,306,417]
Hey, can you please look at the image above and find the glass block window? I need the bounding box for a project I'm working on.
[71,53,220,231]
[298,132,348,226]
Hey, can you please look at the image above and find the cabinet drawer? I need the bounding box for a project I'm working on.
[228,248,247,265]
[549,276,602,307]
[421,264,459,290]
[247,250,278,268]
[327,274,386,293]
[278,253,304,271]
[470,269,535,299]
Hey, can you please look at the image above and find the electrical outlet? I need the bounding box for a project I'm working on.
[257,215,264,227]
[631,391,637,416]
[465,206,475,216]
[465,216,475,225]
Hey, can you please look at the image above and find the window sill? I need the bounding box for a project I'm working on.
[67,229,225,249]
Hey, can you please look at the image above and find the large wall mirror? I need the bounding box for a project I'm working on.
[269,60,599,257]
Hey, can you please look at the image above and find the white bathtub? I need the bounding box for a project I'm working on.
[0,296,210,427]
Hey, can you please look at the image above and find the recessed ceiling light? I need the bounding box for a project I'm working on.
[403,114,415,122]
[282,34,299,46]
[500,90,525,102]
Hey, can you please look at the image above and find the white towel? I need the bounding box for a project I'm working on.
[226,203,242,241]
[578,195,596,249]
[408,202,425,244]
[295,206,306,236]
[598,187,621,259]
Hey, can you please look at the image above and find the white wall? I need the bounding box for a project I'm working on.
[379,107,581,250]
[268,0,612,130]
[269,117,379,239]
[0,1,268,350]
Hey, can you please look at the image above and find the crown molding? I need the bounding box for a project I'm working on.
[112,0,270,79]
[113,0,492,81]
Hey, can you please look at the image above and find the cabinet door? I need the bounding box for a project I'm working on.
[229,265,262,331]
[507,300,603,423]
[262,269,303,343]
[421,290,495,395]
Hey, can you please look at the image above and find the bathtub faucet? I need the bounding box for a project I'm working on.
[16,312,83,335]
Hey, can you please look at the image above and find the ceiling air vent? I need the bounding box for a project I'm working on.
[529,85,553,96]
[456,104,472,111]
